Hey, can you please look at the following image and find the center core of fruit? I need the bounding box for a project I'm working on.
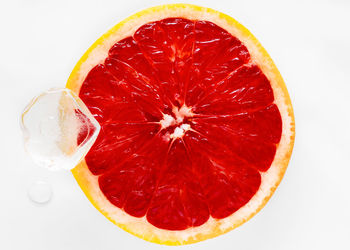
[160,105,193,139]
[170,123,191,139]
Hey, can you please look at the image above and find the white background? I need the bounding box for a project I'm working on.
[1,0,350,249]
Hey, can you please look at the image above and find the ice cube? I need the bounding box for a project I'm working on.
[20,88,100,170]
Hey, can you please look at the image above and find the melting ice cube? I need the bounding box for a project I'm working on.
[20,88,100,170]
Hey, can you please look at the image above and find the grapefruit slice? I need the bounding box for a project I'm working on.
[66,4,295,245]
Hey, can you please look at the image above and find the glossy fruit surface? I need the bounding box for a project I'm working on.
[67,4,295,245]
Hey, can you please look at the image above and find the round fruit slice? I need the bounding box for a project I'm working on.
[66,4,295,245]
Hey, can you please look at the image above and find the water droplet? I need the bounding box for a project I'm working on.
[28,181,52,204]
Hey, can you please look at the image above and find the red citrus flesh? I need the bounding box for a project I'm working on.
[78,18,282,231]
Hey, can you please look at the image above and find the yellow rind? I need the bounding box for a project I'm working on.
[67,3,295,245]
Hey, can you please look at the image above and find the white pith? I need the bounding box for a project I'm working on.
[172,105,193,123]
[70,5,295,245]
[159,113,175,129]
[159,104,193,139]
[170,123,191,139]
